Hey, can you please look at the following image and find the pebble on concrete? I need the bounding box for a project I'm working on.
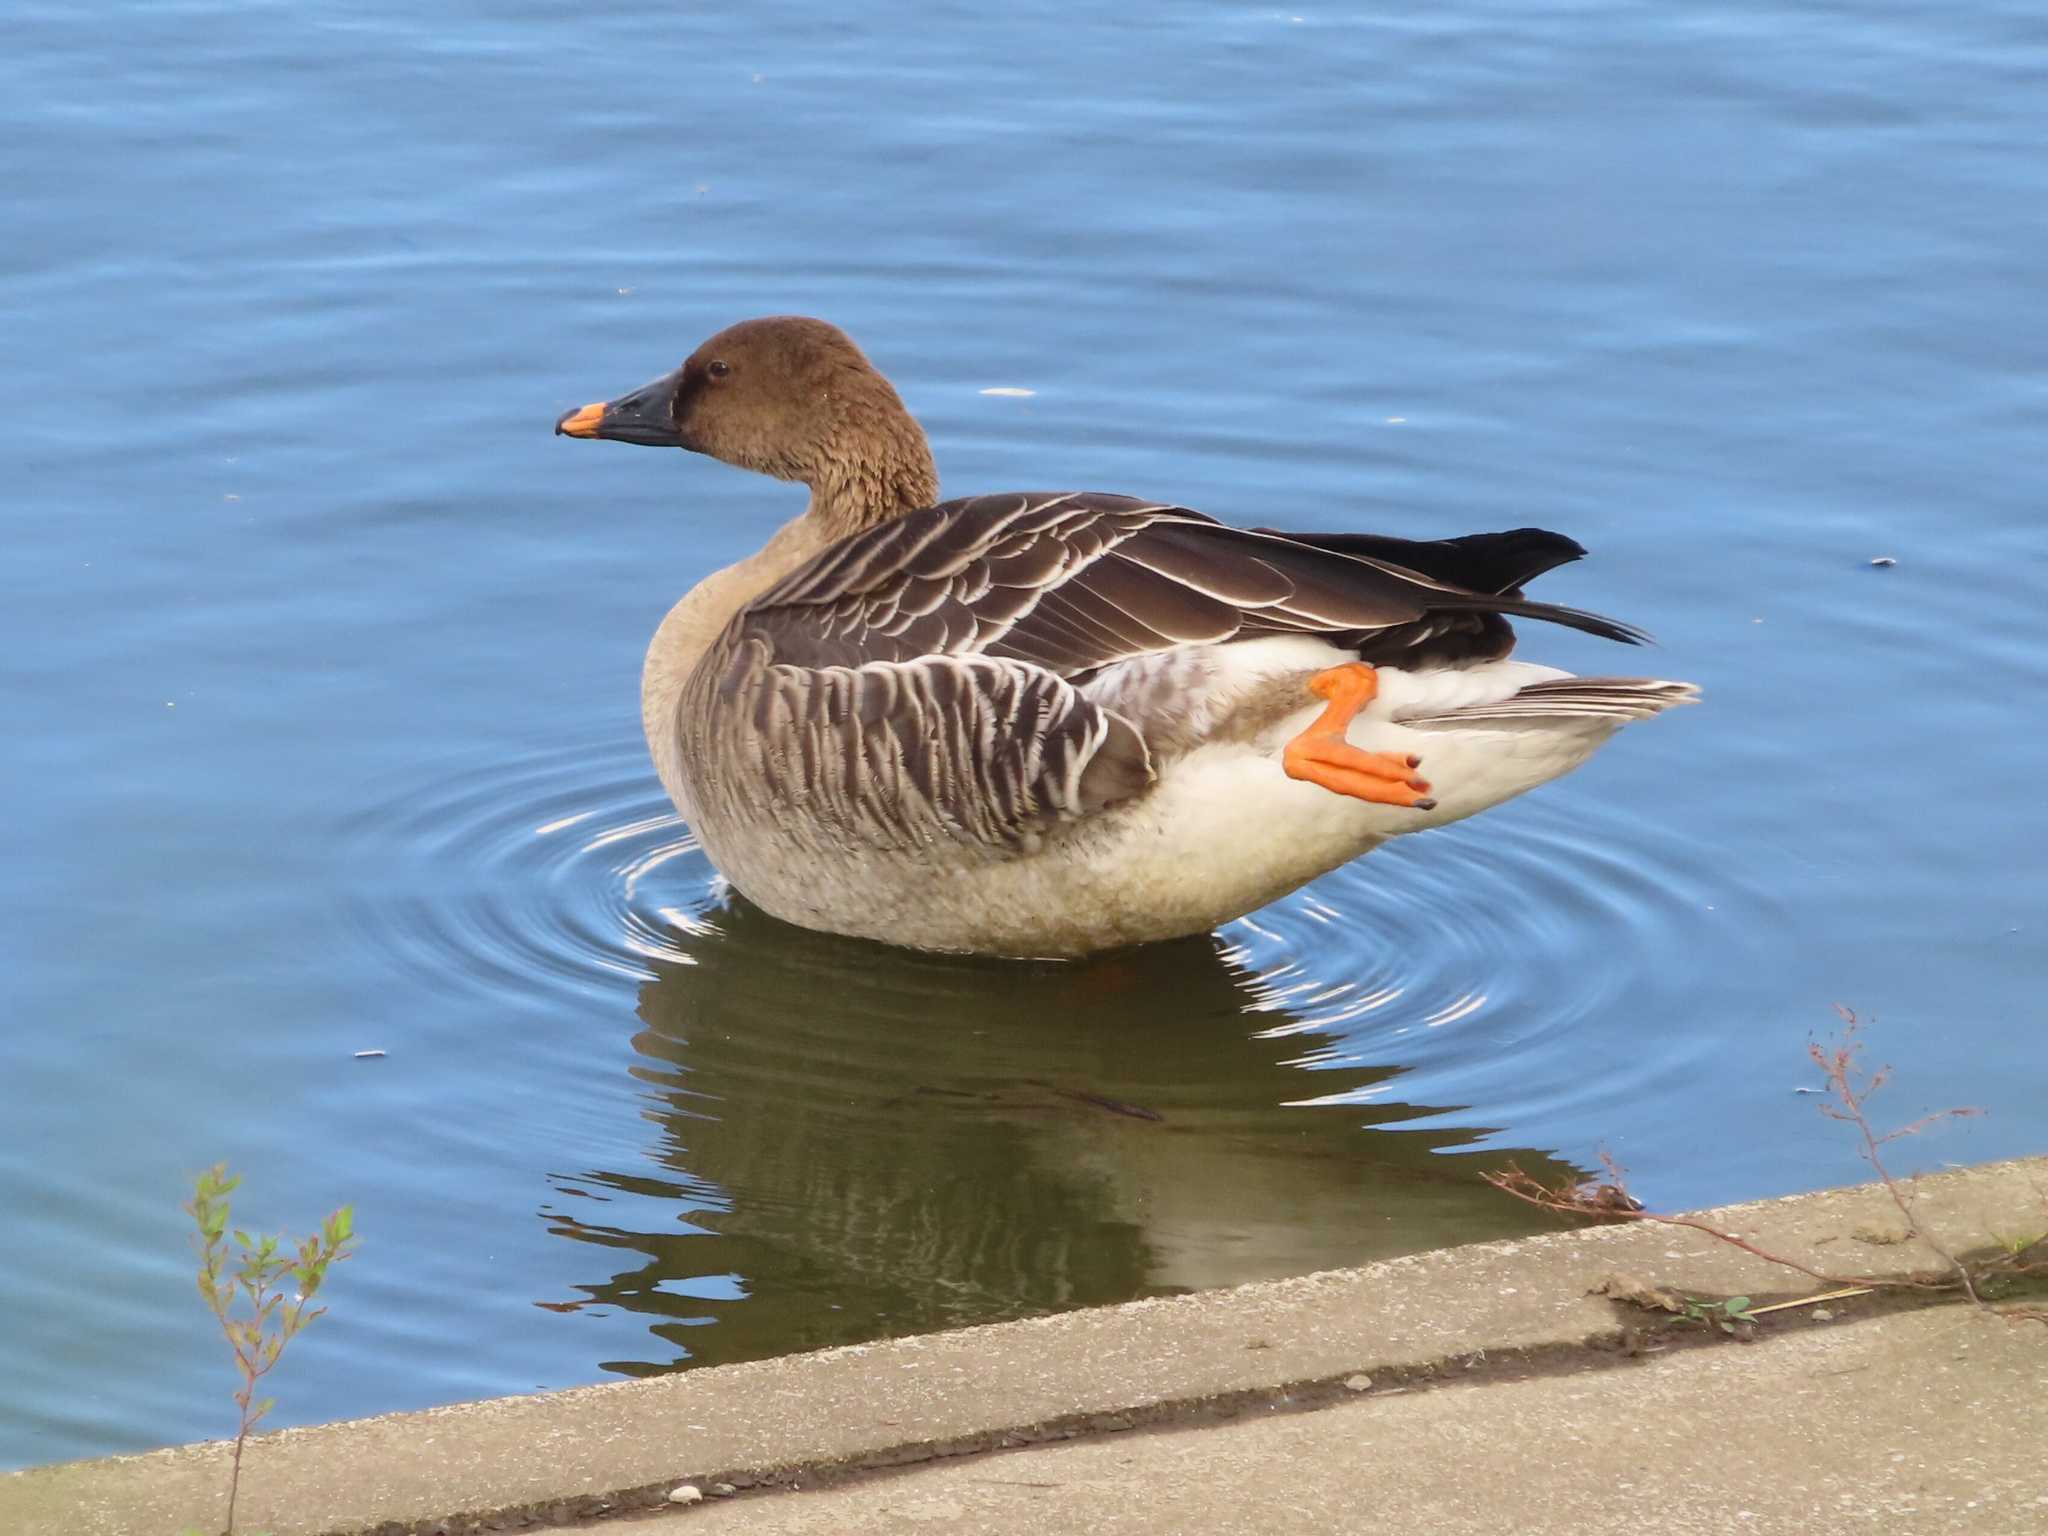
[668,1484,704,1505]
[1343,1374,1373,1392]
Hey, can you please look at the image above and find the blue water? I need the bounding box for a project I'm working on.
[5,0,2045,1471]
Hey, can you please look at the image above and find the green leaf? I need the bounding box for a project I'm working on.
[183,1165,363,1487]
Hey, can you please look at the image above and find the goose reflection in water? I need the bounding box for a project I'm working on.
[528,898,1577,1378]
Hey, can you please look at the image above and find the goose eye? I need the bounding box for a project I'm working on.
[706,359,731,380]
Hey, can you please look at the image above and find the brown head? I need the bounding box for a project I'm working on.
[556,316,939,535]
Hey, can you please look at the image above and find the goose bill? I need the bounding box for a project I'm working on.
[554,369,685,446]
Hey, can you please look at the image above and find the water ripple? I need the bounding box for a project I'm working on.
[343,725,1755,1141]
[340,735,717,1012]
[1224,787,1764,1129]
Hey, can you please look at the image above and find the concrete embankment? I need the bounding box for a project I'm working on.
[9,1158,2044,1536]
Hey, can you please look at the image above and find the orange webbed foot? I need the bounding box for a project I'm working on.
[1281,663,1436,811]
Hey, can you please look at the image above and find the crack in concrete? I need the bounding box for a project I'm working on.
[385,1284,1968,1535]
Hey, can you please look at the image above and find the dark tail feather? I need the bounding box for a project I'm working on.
[1253,527,1588,595]
[1428,591,1653,646]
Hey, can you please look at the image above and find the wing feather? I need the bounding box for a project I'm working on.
[692,492,1647,852]
[743,492,1644,680]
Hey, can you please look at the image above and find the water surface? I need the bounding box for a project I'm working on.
[5,0,2046,1468]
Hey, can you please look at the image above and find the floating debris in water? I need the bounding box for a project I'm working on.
[354,1049,387,1060]
[979,386,1036,397]
[1869,555,1897,567]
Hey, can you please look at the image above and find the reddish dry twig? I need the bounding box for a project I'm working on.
[1482,1156,1938,1291]
[1486,1015,2000,1299]
[1996,1233,2048,1268]
[1817,1006,1983,1300]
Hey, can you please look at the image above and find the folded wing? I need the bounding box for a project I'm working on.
[691,492,1645,852]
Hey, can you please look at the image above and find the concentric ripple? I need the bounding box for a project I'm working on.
[339,734,721,1012]
[342,724,1770,1148]
[1223,787,1780,1139]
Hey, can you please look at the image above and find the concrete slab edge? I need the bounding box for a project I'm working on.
[9,1155,2044,1536]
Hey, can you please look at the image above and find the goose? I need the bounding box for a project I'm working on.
[556,316,1694,957]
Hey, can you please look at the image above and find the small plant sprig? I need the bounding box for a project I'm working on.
[1810,1006,1983,1297]
[184,1164,358,1536]
[1681,1294,1758,1336]
[1485,1011,2048,1327]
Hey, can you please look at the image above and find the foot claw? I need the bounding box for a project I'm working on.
[1282,664,1443,809]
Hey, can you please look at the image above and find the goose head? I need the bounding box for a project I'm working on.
[556,315,940,534]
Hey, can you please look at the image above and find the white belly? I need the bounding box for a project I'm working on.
[1047,662,1627,944]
